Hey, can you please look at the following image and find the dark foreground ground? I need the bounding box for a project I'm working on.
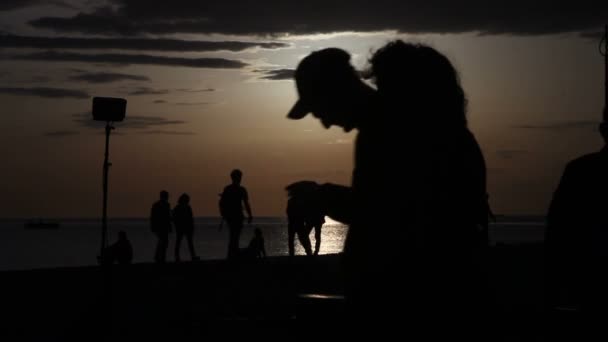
[0,243,584,341]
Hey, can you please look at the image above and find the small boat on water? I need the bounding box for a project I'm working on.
[24,219,60,229]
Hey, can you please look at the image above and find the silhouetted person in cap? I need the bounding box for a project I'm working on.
[287,42,488,333]
[546,122,608,314]
[219,169,253,259]
[173,193,199,262]
[150,190,172,263]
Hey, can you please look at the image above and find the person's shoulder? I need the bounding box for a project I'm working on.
[569,151,602,166]
[444,128,483,157]
[456,128,480,146]
[564,151,603,176]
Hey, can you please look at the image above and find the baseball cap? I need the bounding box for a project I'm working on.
[287,48,353,120]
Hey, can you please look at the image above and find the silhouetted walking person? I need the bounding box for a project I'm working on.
[219,169,253,259]
[286,181,326,256]
[304,214,324,256]
[287,41,488,334]
[150,190,172,263]
[546,122,608,314]
[173,193,198,262]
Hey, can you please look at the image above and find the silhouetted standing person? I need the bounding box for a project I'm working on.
[173,193,198,262]
[306,214,324,256]
[150,190,172,263]
[219,169,253,259]
[287,42,487,334]
[546,123,608,313]
[286,181,326,256]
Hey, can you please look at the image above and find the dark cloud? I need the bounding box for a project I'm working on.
[513,120,597,130]
[174,102,209,106]
[0,0,75,11]
[0,73,52,83]
[138,130,196,135]
[12,50,248,69]
[255,68,294,80]
[30,76,52,82]
[69,71,149,83]
[175,88,215,93]
[580,30,605,40]
[28,1,608,37]
[152,99,210,105]
[496,150,529,160]
[0,33,289,52]
[74,113,187,129]
[116,116,187,129]
[127,87,169,95]
[44,130,80,137]
[0,86,89,98]
[0,0,38,11]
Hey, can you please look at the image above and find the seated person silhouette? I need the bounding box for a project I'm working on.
[286,181,327,256]
[240,228,266,259]
[100,231,133,265]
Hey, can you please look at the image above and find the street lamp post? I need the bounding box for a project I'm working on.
[92,97,126,263]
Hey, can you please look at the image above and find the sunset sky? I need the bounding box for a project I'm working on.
[0,1,606,218]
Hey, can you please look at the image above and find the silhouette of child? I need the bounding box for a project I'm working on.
[100,231,133,265]
[241,228,266,259]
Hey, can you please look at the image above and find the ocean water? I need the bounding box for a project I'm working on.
[0,216,545,271]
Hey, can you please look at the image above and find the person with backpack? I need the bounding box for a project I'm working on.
[219,169,253,259]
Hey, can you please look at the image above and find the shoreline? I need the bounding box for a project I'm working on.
[2,245,547,339]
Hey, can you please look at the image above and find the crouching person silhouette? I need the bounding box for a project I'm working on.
[237,227,267,261]
[100,231,133,265]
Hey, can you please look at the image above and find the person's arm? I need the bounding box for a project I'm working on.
[286,181,353,225]
[167,204,173,233]
[127,242,133,264]
[319,183,353,225]
[150,203,157,232]
[188,206,194,230]
[488,205,497,223]
[546,163,575,244]
[243,188,253,224]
